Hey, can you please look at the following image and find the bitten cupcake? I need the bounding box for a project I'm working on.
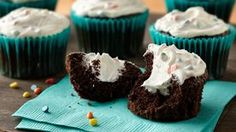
[0,0,58,17]
[71,0,149,58]
[149,7,236,79]
[0,7,70,78]
[66,52,142,102]
[128,44,208,121]
[165,0,235,22]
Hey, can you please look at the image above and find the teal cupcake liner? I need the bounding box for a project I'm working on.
[0,0,57,17]
[71,10,149,58]
[0,27,70,78]
[149,25,236,79]
[165,0,235,22]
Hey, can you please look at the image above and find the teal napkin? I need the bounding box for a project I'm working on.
[13,76,236,132]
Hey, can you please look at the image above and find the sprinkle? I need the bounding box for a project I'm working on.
[160,52,168,61]
[87,112,94,119]
[34,87,42,95]
[89,118,97,126]
[45,78,56,85]
[168,64,178,74]
[42,106,49,113]
[23,92,31,98]
[9,82,19,89]
[30,84,37,91]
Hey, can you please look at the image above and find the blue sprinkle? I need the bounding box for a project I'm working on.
[42,106,49,113]
[30,84,37,91]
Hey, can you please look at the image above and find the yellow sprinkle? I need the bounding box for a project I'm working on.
[9,82,19,89]
[23,92,31,98]
[89,118,97,126]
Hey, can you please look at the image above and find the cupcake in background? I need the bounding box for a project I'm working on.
[165,0,235,22]
[0,0,58,17]
[0,7,70,78]
[149,7,236,79]
[71,0,149,58]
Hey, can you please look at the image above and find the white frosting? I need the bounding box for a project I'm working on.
[154,7,229,38]
[0,7,70,37]
[72,0,147,18]
[84,53,125,82]
[142,44,206,96]
[9,0,39,3]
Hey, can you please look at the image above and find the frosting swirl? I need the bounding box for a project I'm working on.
[0,7,70,37]
[154,7,229,38]
[142,44,206,95]
[72,0,147,18]
[84,53,125,82]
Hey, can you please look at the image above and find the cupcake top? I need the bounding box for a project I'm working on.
[142,44,206,95]
[72,0,147,18]
[154,7,229,38]
[0,7,69,38]
[8,0,39,3]
[84,53,125,82]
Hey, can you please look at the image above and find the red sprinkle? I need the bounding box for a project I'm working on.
[34,87,42,95]
[45,78,56,85]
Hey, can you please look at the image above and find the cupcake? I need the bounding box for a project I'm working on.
[71,0,149,58]
[0,7,70,78]
[149,7,236,79]
[66,52,142,102]
[165,0,235,22]
[128,44,208,121]
[0,0,58,17]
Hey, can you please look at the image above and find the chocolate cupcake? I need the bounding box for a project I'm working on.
[66,52,142,102]
[0,0,58,17]
[128,44,208,121]
[71,0,149,58]
[149,7,236,79]
[165,0,235,22]
[0,8,70,78]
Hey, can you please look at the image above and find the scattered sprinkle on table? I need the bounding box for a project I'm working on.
[22,92,31,98]
[89,118,97,126]
[42,106,49,113]
[34,87,42,95]
[9,82,19,89]
[45,78,56,85]
[87,112,94,119]
[30,84,37,91]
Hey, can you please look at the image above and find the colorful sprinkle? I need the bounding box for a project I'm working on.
[34,87,42,95]
[42,106,49,113]
[9,82,19,89]
[87,112,94,119]
[168,64,178,74]
[30,84,37,91]
[45,78,56,85]
[23,91,31,98]
[89,118,97,126]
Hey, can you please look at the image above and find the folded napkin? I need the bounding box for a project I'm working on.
[13,75,236,132]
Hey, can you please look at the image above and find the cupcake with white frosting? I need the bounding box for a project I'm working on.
[165,0,235,22]
[0,0,57,17]
[71,0,149,58]
[128,44,208,121]
[66,52,142,102]
[149,7,236,79]
[0,8,70,78]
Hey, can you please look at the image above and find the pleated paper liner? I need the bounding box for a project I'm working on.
[71,10,149,58]
[149,25,236,79]
[0,0,58,17]
[0,27,70,78]
[164,0,235,22]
